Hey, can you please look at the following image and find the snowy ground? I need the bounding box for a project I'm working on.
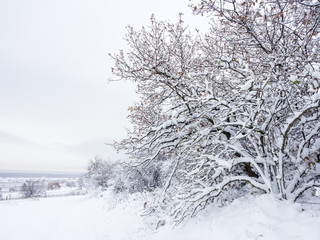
[0,193,320,240]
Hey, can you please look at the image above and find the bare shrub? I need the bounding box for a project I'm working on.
[20,180,46,198]
[47,182,61,190]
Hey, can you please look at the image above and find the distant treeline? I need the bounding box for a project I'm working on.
[0,171,84,178]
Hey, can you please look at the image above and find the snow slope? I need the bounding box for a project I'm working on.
[0,194,319,240]
[151,195,320,240]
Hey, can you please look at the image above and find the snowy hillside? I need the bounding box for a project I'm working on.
[1,194,320,240]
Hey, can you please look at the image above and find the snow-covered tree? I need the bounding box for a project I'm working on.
[111,0,320,222]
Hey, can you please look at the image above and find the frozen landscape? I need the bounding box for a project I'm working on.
[1,168,320,240]
[1,191,320,240]
[0,172,84,200]
[1,0,320,239]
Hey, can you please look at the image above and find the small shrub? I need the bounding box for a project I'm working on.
[20,180,46,198]
[47,182,61,190]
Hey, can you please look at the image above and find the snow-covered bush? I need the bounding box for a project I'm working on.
[78,176,85,190]
[111,0,320,222]
[47,182,61,190]
[119,167,148,194]
[20,180,46,198]
[112,165,158,194]
[86,156,116,190]
[86,155,167,196]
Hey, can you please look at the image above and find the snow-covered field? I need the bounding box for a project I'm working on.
[1,193,320,240]
[0,177,84,200]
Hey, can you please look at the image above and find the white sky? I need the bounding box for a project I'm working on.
[0,0,208,172]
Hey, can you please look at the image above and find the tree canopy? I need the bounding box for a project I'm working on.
[111,0,320,222]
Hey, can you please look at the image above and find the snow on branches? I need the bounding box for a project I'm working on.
[111,0,320,222]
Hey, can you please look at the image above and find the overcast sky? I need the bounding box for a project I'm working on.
[0,0,208,172]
